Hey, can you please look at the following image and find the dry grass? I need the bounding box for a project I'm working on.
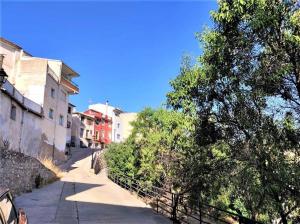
[39,157,65,179]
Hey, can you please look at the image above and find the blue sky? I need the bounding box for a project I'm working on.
[1,1,217,112]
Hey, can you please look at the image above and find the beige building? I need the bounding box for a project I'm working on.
[71,112,95,148]
[120,112,137,141]
[0,38,79,161]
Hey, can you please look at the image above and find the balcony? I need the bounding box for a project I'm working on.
[61,76,79,94]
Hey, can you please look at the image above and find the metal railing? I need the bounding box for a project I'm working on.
[62,75,79,87]
[107,172,263,224]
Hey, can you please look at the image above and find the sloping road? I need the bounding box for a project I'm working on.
[16,149,170,224]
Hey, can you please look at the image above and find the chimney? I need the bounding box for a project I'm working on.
[105,100,109,117]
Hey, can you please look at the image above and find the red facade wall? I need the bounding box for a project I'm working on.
[84,109,112,146]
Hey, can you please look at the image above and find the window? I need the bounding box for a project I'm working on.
[51,88,55,98]
[86,130,89,138]
[68,106,72,114]
[117,123,120,128]
[67,121,71,128]
[59,115,64,126]
[95,131,99,140]
[60,90,67,102]
[49,109,54,119]
[81,116,85,122]
[117,134,120,140]
[80,128,84,137]
[10,105,16,121]
[87,119,92,125]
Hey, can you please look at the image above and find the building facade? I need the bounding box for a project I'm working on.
[71,112,95,148]
[89,103,121,143]
[120,112,137,141]
[0,80,43,157]
[88,102,137,143]
[84,109,112,148]
[66,103,75,146]
[0,38,79,161]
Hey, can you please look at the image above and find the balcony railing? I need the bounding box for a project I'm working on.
[61,76,79,94]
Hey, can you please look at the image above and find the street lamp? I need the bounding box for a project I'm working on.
[0,54,8,88]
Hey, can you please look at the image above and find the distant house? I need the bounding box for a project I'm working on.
[71,112,95,148]
[84,109,112,148]
[89,102,137,143]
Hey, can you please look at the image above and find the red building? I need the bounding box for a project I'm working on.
[84,109,112,148]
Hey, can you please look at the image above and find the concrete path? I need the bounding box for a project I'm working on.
[15,149,171,224]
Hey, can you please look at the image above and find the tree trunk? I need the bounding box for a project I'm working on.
[280,210,288,224]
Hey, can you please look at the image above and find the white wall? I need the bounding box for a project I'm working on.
[113,113,122,143]
[120,113,137,142]
[42,73,69,152]
[0,88,42,158]
[0,42,22,85]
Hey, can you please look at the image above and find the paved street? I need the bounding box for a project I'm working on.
[15,149,170,224]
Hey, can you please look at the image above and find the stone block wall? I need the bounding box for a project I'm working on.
[0,147,57,195]
[92,150,106,174]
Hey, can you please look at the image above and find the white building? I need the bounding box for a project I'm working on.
[0,79,43,157]
[71,112,95,148]
[88,102,137,143]
[0,37,79,161]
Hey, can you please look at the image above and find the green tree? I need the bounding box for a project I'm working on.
[167,0,300,222]
[105,142,136,179]
[106,108,195,190]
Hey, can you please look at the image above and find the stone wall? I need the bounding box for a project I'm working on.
[0,147,57,195]
[92,150,106,174]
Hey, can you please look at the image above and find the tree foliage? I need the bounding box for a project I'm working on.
[106,108,195,189]
[167,0,300,223]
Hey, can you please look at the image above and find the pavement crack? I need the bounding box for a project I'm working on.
[54,181,65,220]
[73,182,80,224]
